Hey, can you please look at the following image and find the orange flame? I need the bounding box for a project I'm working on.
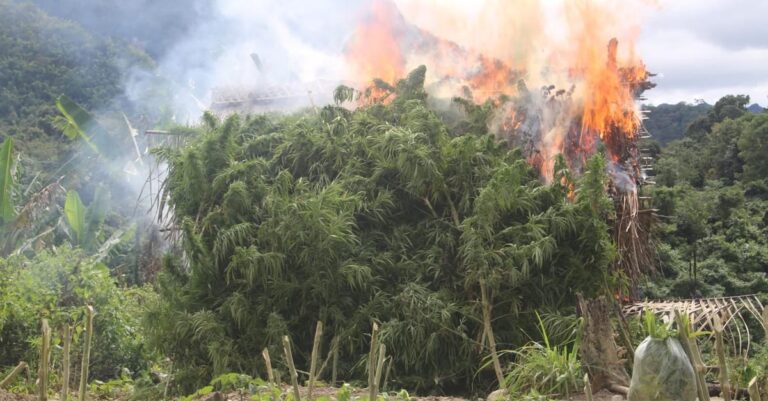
[345,0,653,181]
[345,0,405,85]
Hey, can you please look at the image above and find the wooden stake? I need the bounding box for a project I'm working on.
[372,345,386,400]
[480,280,505,387]
[368,323,380,401]
[331,336,339,387]
[0,362,28,389]
[583,374,594,401]
[315,335,337,382]
[747,376,759,401]
[308,321,323,401]
[79,306,94,401]
[262,348,275,384]
[282,336,301,401]
[39,319,51,401]
[674,311,709,401]
[713,316,731,401]
[382,357,393,393]
[62,325,72,401]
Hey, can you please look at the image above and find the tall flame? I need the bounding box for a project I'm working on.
[345,0,654,180]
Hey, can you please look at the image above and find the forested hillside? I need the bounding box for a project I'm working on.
[646,95,768,299]
[0,0,153,178]
[641,102,711,145]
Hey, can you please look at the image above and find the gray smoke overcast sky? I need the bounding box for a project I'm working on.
[639,0,768,106]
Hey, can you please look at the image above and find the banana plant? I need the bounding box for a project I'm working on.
[64,188,109,251]
[54,95,102,154]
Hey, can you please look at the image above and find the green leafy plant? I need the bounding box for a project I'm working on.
[504,313,583,398]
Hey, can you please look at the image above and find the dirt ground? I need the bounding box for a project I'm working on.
[0,390,34,401]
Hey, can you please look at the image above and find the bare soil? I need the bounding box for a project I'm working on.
[0,390,34,401]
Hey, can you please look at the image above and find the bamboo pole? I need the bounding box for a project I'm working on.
[747,377,759,401]
[713,316,731,401]
[62,325,72,401]
[0,362,28,389]
[79,306,94,401]
[372,344,386,400]
[480,280,505,387]
[583,374,594,401]
[331,337,339,387]
[674,311,710,401]
[262,348,275,384]
[39,319,51,401]
[282,336,301,401]
[314,335,338,383]
[368,323,380,401]
[382,357,393,393]
[308,321,323,401]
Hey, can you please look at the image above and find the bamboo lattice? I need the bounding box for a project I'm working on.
[623,294,766,354]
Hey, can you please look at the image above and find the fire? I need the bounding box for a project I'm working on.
[345,0,406,85]
[345,0,654,181]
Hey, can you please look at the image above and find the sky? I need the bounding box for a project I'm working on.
[639,0,768,106]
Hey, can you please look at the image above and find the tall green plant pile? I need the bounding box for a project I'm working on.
[0,247,153,382]
[147,66,617,394]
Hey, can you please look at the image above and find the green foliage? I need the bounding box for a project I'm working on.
[146,67,617,394]
[648,94,768,304]
[64,188,109,251]
[0,247,153,380]
[642,310,676,339]
[642,102,712,145]
[0,137,15,223]
[504,313,582,398]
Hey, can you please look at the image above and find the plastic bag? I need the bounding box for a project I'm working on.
[627,336,696,401]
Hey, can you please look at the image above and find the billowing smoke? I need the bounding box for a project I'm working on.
[125,0,370,121]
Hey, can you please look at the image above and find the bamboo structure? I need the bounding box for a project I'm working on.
[282,336,301,401]
[79,306,94,401]
[62,325,72,401]
[307,321,323,401]
[38,319,51,401]
[624,294,765,354]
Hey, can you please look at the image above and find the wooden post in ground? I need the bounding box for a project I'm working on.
[372,344,386,400]
[38,319,51,401]
[0,362,28,389]
[282,336,301,401]
[713,316,731,401]
[480,279,505,387]
[62,325,72,401]
[262,348,275,384]
[79,306,94,401]
[577,294,630,392]
[368,323,380,401]
[308,321,323,401]
[331,337,339,387]
[674,311,710,401]
[748,376,760,401]
[583,374,594,401]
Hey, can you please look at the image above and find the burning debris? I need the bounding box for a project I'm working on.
[343,0,658,284]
